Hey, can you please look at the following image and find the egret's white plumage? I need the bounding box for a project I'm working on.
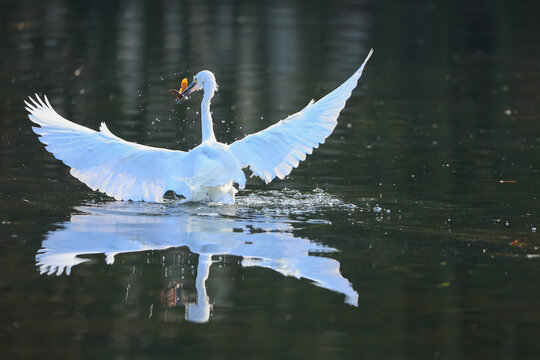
[26,49,373,203]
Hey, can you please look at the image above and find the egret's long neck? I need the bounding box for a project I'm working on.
[201,89,216,142]
[185,253,212,323]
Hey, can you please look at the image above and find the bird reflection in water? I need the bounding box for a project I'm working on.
[36,200,358,323]
[159,253,213,323]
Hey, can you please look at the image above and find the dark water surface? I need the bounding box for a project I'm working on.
[2,0,540,358]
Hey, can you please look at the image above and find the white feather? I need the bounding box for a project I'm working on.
[26,94,243,202]
[26,51,373,203]
[230,49,373,183]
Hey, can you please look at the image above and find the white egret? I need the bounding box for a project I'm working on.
[26,49,373,203]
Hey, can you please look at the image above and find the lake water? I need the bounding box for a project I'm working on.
[2,0,540,358]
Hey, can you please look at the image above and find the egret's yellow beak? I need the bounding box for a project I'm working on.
[169,78,197,102]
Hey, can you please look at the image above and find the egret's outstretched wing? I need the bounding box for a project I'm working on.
[229,49,373,183]
[26,95,192,202]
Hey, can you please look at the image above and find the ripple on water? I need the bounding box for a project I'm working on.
[227,188,356,217]
[96,187,358,220]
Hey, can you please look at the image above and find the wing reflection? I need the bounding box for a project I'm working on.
[36,202,358,322]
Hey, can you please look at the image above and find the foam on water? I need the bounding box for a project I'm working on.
[92,187,358,221]
[146,188,356,221]
[233,188,357,216]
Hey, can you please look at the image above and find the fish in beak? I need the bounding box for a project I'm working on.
[169,78,197,102]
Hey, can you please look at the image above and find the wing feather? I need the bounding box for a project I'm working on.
[230,49,373,183]
[27,95,192,202]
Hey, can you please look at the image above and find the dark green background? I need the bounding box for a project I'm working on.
[1,0,540,359]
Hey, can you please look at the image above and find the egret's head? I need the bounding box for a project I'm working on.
[169,70,217,103]
[194,70,217,91]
